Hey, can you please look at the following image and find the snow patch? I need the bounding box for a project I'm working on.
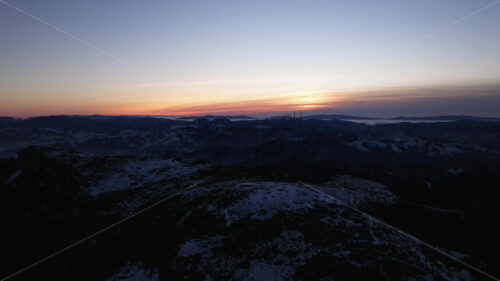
[222,182,333,226]
[447,168,464,175]
[4,169,20,185]
[178,236,224,257]
[88,158,204,196]
[106,263,158,281]
[235,260,288,281]
[327,175,396,206]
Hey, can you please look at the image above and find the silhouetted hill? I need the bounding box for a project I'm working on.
[0,115,184,132]
[177,115,254,120]
[392,115,500,121]
[1,115,500,279]
[304,114,376,120]
[0,116,17,126]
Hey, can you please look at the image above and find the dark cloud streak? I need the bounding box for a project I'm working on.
[151,84,500,118]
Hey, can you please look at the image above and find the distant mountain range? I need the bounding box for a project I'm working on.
[391,115,500,121]
[274,114,500,121]
[2,114,499,122]
[302,114,376,120]
[1,113,499,279]
[176,115,255,120]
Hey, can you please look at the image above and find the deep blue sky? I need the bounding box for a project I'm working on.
[1,0,499,116]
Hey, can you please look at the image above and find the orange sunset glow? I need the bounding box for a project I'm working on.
[2,1,500,280]
[1,0,499,118]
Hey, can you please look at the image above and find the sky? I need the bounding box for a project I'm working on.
[1,0,500,117]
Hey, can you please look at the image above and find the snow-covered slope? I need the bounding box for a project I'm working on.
[104,177,471,281]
